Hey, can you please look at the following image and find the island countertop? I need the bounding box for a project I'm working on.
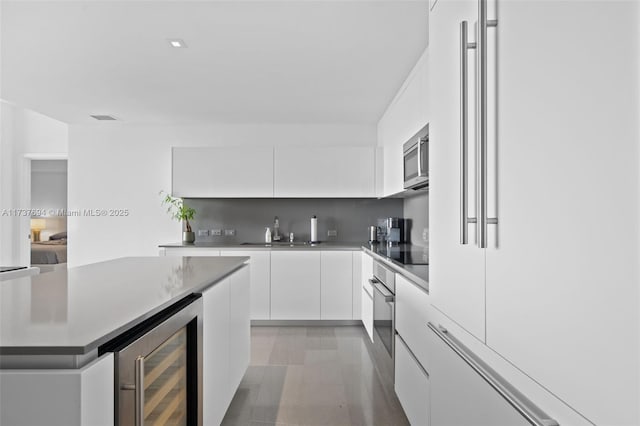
[0,256,248,358]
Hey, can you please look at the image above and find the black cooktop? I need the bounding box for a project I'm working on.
[371,244,428,265]
[0,266,28,273]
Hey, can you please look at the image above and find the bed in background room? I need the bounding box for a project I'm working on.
[31,231,67,272]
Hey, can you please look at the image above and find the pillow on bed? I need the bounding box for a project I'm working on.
[49,231,67,241]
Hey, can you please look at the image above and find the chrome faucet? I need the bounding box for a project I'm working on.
[273,216,282,241]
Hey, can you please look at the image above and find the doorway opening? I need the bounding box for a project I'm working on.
[30,159,68,272]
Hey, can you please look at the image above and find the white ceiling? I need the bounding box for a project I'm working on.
[1,1,428,125]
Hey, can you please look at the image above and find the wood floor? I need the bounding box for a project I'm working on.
[221,326,410,426]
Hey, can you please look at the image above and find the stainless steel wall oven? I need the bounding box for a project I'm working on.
[371,261,396,369]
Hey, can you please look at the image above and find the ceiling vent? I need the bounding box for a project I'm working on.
[90,115,117,121]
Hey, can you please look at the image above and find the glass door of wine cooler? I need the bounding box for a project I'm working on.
[106,294,203,426]
[141,327,187,425]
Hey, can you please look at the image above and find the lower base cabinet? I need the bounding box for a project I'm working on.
[395,335,430,426]
[428,326,530,426]
[0,354,114,426]
[361,283,374,342]
[221,250,270,320]
[202,264,250,425]
[320,251,353,319]
[270,251,321,320]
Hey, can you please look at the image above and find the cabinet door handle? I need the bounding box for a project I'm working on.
[477,0,498,248]
[428,323,559,426]
[135,356,145,425]
[460,20,477,245]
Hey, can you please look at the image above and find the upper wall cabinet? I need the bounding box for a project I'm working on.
[172,147,274,198]
[274,147,375,197]
[378,49,429,197]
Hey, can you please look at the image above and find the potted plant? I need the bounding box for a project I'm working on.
[160,191,196,244]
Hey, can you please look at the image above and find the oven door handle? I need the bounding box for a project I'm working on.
[373,282,394,303]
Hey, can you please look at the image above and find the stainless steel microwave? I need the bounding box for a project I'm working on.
[403,124,429,190]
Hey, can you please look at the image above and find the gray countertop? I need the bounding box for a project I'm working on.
[361,245,429,292]
[160,241,429,290]
[0,256,248,357]
[160,241,364,250]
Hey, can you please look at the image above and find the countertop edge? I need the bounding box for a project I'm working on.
[159,242,363,250]
[361,246,429,293]
[0,258,249,358]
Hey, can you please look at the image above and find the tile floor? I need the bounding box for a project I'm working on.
[221,326,410,426]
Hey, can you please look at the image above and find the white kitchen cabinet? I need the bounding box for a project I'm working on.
[428,326,529,426]
[202,264,250,425]
[351,251,362,320]
[429,0,485,343]
[360,251,374,340]
[395,335,430,426]
[228,264,250,395]
[221,250,270,320]
[395,273,430,371]
[0,354,114,426]
[378,49,429,197]
[270,251,321,320]
[361,284,373,342]
[273,146,375,197]
[161,248,221,257]
[428,0,640,424]
[481,2,639,424]
[172,146,274,198]
[320,251,353,320]
[202,272,231,425]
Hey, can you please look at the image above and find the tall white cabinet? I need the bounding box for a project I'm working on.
[429,0,485,342]
[429,0,640,425]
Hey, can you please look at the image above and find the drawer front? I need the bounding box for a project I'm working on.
[395,335,430,426]
[395,273,430,371]
[361,286,374,342]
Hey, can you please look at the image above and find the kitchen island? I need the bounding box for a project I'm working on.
[0,256,250,426]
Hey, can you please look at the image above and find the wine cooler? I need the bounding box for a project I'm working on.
[101,294,203,426]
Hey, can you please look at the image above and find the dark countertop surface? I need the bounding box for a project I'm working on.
[0,256,248,356]
[361,244,429,292]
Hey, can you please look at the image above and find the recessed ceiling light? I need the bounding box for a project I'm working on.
[90,115,117,121]
[168,39,187,48]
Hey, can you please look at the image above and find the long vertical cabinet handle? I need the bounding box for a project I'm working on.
[460,21,477,244]
[477,0,499,248]
[135,356,145,426]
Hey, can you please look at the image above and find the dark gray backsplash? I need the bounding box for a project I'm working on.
[403,192,429,247]
[186,198,403,243]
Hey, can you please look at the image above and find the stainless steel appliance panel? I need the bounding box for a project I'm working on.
[403,124,429,190]
[109,295,203,426]
[373,261,396,294]
[373,281,395,359]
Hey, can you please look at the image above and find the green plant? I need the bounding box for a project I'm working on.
[159,191,196,232]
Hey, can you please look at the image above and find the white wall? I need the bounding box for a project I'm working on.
[31,160,68,211]
[0,102,68,265]
[67,123,376,266]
